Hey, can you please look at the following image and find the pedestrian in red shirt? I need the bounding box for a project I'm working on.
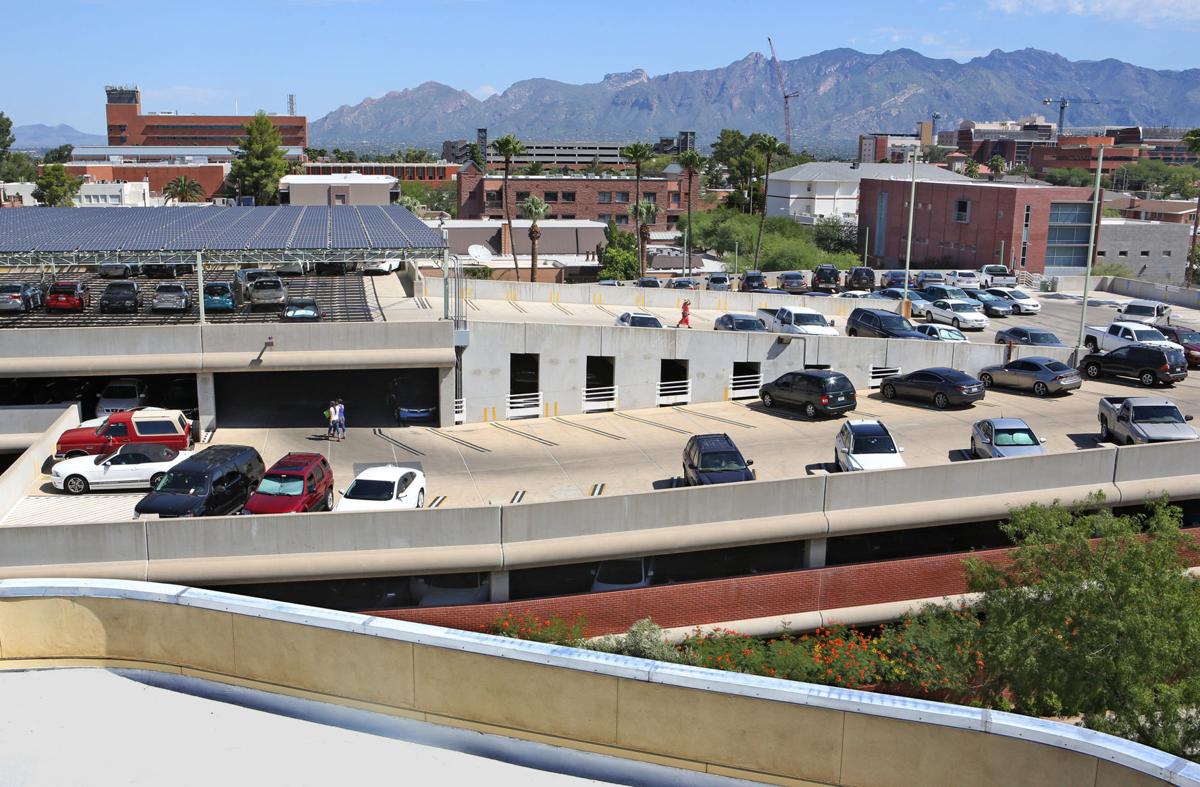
[676,299,692,329]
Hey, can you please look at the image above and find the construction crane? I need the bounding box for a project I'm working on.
[1042,97,1101,138]
[767,37,800,149]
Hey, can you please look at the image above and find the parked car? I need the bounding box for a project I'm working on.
[242,452,335,514]
[759,370,856,419]
[274,260,311,276]
[1115,299,1171,325]
[845,307,933,340]
[970,418,1047,459]
[52,442,193,495]
[919,284,971,303]
[873,287,932,317]
[281,296,324,321]
[739,271,766,291]
[924,299,989,330]
[615,311,663,328]
[98,281,141,314]
[915,324,967,342]
[45,281,90,312]
[0,282,41,313]
[994,326,1066,347]
[151,283,191,312]
[758,306,837,336]
[142,261,192,278]
[881,270,915,289]
[1083,321,1179,353]
[158,377,198,419]
[55,408,194,459]
[778,270,807,293]
[596,279,621,287]
[95,377,150,417]
[249,277,287,310]
[634,277,661,288]
[945,270,981,288]
[681,433,754,486]
[984,286,1040,314]
[915,271,946,288]
[667,277,699,290]
[234,268,273,299]
[811,264,841,292]
[315,259,349,275]
[1097,397,1198,445]
[202,282,236,312]
[961,288,1013,317]
[713,313,767,332]
[845,267,876,291]
[977,264,1017,288]
[706,274,730,291]
[134,444,265,519]
[334,465,426,511]
[387,377,439,424]
[97,261,141,279]
[590,557,657,593]
[880,367,986,409]
[362,258,401,275]
[1153,324,1200,367]
[978,357,1081,397]
[834,290,871,299]
[412,572,490,607]
[1079,344,1189,387]
[834,420,906,472]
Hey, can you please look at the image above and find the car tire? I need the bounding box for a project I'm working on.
[1084,362,1102,379]
[1100,421,1111,442]
[934,392,950,410]
[1084,338,1098,352]
[64,475,89,495]
[882,383,897,400]
[1139,371,1157,387]
[980,373,994,388]
[926,312,933,323]
[970,439,978,459]
[761,392,775,409]
[803,402,818,419]
[324,490,334,511]
[149,472,165,489]
[953,318,961,329]
[1033,381,1049,397]
[64,450,87,459]
[416,489,425,508]
[847,328,857,337]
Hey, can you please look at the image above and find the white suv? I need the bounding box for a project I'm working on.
[834,420,907,472]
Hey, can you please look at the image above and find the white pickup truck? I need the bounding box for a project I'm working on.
[977,264,1017,288]
[756,306,838,336]
[1083,321,1180,353]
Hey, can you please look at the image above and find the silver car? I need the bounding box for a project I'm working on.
[978,356,1082,397]
[234,268,273,299]
[970,417,1047,459]
[249,277,287,310]
[151,283,191,312]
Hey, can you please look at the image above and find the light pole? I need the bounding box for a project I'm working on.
[901,153,918,315]
[1075,144,1106,351]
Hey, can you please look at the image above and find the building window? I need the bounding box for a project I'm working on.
[644,192,657,204]
[1045,201,1093,267]
[670,192,680,207]
[1164,250,1173,257]
[1118,250,1128,257]
[516,191,530,202]
[615,192,630,203]
[544,192,558,202]
[954,200,971,223]
[598,191,612,204]
[561,191,576,203]
[615,215,629,225]
[598,214,610,223]
[1140,250,1150,257]
[1097,250,1107,257]
[561,214,575,220]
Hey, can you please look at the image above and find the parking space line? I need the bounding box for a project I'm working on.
[551,302,572,315]
[595,305,617,317]
[423,428,491,453]
[428,495,447,508]
[490,422,558,446]
[466,299,480,311]
[614,411,691,435]
[509,490,526,504]
[673,406,756,429]
[371,428,424,456]
[552,417,626,440]
[589,483,605,497]
[507,301,528,314]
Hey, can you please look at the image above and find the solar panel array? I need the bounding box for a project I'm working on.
[0,206,445,253]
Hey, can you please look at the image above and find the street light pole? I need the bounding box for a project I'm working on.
[902,154,917,314]
[1075,144,1106,351]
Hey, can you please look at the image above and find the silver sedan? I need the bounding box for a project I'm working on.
[977,356,1082,397]
[970,417,1047,459]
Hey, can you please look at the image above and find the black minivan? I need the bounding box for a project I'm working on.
[681,434,755,486]
[135,444,266,518]
[759,370,857,418]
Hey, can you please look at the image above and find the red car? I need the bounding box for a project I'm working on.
[45,281,91,313]
[55,408,194,459]
[1154,324,1200,368]
[241,452,334,515]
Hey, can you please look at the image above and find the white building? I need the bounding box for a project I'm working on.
[74,181,156,207]
[280,173,398,206]
[0,182,38,206]
[766,162,971,225]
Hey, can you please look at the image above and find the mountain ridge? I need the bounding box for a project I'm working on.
[12,124,106,150]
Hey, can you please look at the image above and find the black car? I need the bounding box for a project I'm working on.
[713,313,767,332]
[142,261,193,278]
[846,267,876,291]
[961,288,1014,317]
[681,433,754,486]
[134,444,265,518]
[994,326,1066,347]
[316,259,349,276]
[98,281,142,314]
[880,367,986,409]
[812,264,841,292]
[1079,344,1188,387]
[759,370,857,418]
[739,271,766,292]
[634,277,661,288]
[846,307,934,340]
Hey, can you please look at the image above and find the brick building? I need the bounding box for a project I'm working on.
[104,85,306,148]
[303,161,460,187]
[858,178,1098,274]
[456,163,701,230]
[1029,135,1143,175]
[63,162,229,201]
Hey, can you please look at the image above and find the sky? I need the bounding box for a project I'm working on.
[4,0,1199,132]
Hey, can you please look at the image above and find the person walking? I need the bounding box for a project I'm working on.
[325,401,338,441]
[676,299,692,329]
[336,398,346,441]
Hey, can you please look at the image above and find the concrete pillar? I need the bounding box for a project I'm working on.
[488,570,510,603]
[437,366,456,428]
[196,372,216,435]
[803,538,828,570]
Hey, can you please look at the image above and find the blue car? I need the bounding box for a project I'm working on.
[203,282,236,312]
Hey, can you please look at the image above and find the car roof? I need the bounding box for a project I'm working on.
[938,298,971,305]
[268,452,327,473]
[724,312,758,319]
[1016,356,1059,365]
[852,307,899,316]
[916,366,961,376]
[1127,299,1164,306]
[846,420,890,436]
[353,464,416,481]
[795,369,844,379]
[690,433,737,451]
[982,417,1032,429]
[1111,321,1159,329]
[175,444,257,469]
[629,311,657,318]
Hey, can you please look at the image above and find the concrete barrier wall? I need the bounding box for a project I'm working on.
[0,580,1189,786]
[0,405,78,522]
[1098,277,1200,310]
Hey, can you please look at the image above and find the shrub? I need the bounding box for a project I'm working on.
[486,611,587,645]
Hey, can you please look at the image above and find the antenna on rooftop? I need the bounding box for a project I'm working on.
[287,94,296,115]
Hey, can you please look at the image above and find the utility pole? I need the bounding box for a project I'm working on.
[862,226,869,266]
[902,154,917,315]
[196,251,206,324]
[1075,144,1106,351]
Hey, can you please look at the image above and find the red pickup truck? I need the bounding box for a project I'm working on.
[55,408,194,459]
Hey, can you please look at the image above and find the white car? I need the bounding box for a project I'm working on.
[835,290,871,299]
[915,324,968,342]
[926,299,990,330]
[363,258,402,275]
[615,311,663,328]
[411,572,490,607]
[945,270,981,288]
[51,443,193,495]
[985,287,1040,314]
[95,377,149,418]
[1115,299,1171,325]
[834,420,907,472]
[274,260,311,275]
[334,465,426,512]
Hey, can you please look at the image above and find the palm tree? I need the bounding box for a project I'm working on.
[630,199,660,273]
[1186,128,1200,285]
[677,149,704,276]
[987,155,1007,179]
[620,142,656,276]
[491,134,527,278]
[163,176,204,204]
[523,161,544,175]
[751,134,789,269]
[520,195,549,283]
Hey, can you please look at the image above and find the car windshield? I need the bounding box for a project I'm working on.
[922,275,944,282]
[853,435,897,454]
[284,302,319,319]
[1167,349,1187,365]
[733,318,765,331]
[793,313,829,326]
[943,329,967,340]
[629,316,660,328]
[48,285,76,295]
[595,559,644,584]
[1045,361,1072,372]
[256,473,304,496]
[93,417,110,435]
[204,284,230,296]
[343,478,395,501]
[1123,304,1155,316]
[103,385,138,399]
[1132,329,1167,342]
[0,285,21,293]
[1010,289,1031,299]
[1173,330,1200,344]
[1029,331,1061,344]
[105,283,136,293]
[972,292,999,302]
[157,286,184,295]
[1132,405,1185,424]
[983,265,1009,274]
[155,471,209,494]
[879,315,915,331]
[993,428,1038,446]
[781,273,802,280]
[698,451,746,473]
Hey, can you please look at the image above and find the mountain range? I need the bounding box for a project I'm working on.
[309,48,1200,153]
[12,124,106,150]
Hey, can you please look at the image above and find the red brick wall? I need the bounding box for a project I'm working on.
[64,163,229,200]
[304,162,459,186]
[106,100,306,147]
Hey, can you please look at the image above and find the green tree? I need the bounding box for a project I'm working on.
[331,147,357,163]
[922,145,948,163]
[1042,167,1095,188]
[629,199,659,272]
[520,195,549,283]
[522,161,544,175]
[677,149,705,275]
[401,147,434,162]
[963,158,980,178]
[987,155,1007,178]
[400,181,456,216]
[228,111,288,205]
[620,142,656,275]
[42,144,73,165]
[582,156,604,175]
[490,134,527,277]
[597,246,639,281]
[0,152,37,183]
[304,147,328,160]
[751,134,789,268]
[0,111,13,160]
[467,142,485,170]
[163,175,204,204]
[1186,128,1200,279]
[400,194,422,213]
[32,163,81,207]
[814,215,857,254]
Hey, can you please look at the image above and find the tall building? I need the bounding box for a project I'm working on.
[955,116,1057,165]
[104,85,306,148]
[441,131,696,168]
[1029,135,1144,175]
[857,132,922,164]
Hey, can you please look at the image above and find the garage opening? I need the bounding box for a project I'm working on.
[584,356,615,412]
[0,374,198,420]
[730,361,760,400]
[658,359,690,406]
[214,368,438,428]
[508,353,541,419]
